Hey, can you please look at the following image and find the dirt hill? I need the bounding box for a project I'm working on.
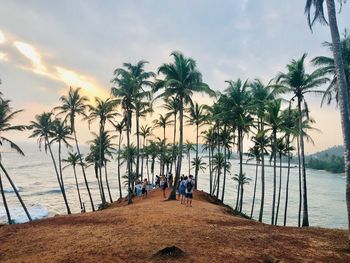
[0,188,349,262]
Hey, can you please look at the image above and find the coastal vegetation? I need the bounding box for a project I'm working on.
[0,1,349,239]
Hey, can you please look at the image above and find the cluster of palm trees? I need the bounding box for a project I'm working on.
[0,0,349,232]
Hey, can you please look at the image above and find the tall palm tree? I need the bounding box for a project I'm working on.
[212,152,229,199]
[153,114,172,142]
[311,32,350,105]
[140,124,152,180]
[0,97,31,223]
[264,99,284,225]
[87,98,116,206]
[185,140,195,177]
[233,173,251,213]
[112,61,153,204]
[155,51,215,200]
[63,152,84,212]
[186,102,207,189]
[250,79,275,222]
[29,113,71,214]
[202,128,215,194]
[223,79,253,210]
[55,87,95,211]
[50,118,73,210]
[276,54,327,226]
[305,1,350,232]
[111,119,126,199]
[164,96,180,174]
[247,143,261,219]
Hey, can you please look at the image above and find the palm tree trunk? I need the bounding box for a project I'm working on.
[73,130,95,211]
[259,119,265,222]
[104,163,113,203]
[271,130,277,225]
[239,183,244,213]
[117,133,122,199]
[195,123,199,189]
[141,137,145,181]
[47,140,71,214]
[209,144,212,195]
[146,155,150,182]
[188,152,191,177]
[151,157,155,184]
[136,112,140,179]
[250,160,259,219]
[275,153,283,225]
[98,125,106,206]
[0,172,12,224]
[297,136,302,227]
[95,165,102,201]
[284,136,291,226]
[235,180,240,211]
[221,146,227,202]
[298,98,309,227]
[170,114,177,174]
[168,98,183,200]
[326,0,350,239]
[216,165,221,199]
[0,162,32,221]
[126,110,132,204]
[237,129,244,210]
[72,165,83,212]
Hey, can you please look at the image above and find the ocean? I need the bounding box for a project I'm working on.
[0,143,347,229]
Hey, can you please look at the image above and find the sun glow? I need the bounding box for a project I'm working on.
[0,52,8,62]
[13,41,107,99]
[0,30,5,44]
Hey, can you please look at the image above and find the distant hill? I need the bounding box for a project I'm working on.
[306,146,344,174]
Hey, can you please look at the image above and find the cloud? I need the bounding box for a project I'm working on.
[13,40,108,99]
[0,52,8,62]
[0,30,5,44]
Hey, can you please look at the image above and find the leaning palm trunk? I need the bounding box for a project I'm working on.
[236,129,243,210]
[275,154,283,225]
[47,139,71,214]
[259,120,266,222]
[73,130,95,211]
[0,172,12,224]
[169,99,183,200]
[284,135,291,226]
[250,160,259,219]
[141,138,145,181]
[104,163,113,203]
[126,111,132,204]
[235,181,240,211]
[326,0,350,239]
[239,183,244,213]
[298,98,309,227]
[216,166,221,199]
[98,125,106,206]
[195,123,199,189]
[297,137,302,227]
[95,165,103,201]
[209,144,212,195]
[0,163,32,221]
[72,164,83,212]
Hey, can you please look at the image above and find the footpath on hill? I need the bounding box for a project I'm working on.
[0,188,349,262]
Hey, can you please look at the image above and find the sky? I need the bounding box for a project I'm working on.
[0,0,349,154]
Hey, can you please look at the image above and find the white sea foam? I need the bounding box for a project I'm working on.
[3,186,22,193]
[0,204,49,224]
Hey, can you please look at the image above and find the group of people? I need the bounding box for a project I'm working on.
[139,173,196,207]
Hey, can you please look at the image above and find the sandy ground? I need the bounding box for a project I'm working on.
[0,188,350,263]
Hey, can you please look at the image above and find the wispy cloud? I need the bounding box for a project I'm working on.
[0,30,5,44]
[13,40,108,99]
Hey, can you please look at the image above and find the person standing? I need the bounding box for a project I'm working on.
[142,178,148,199]
[179,176,187,204]
[160,175,167,199]
[185,175,195,207]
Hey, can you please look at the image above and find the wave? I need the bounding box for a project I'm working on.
[9,162,52,170]
[36,187,62,195]
[3,186,23,193]
[0,204,49,224]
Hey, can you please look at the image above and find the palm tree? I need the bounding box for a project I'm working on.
[247,143,261,219]
[202,127,216,195]
[185,140,195,177]
[164,96,180,174]
[87,98,116,206]
[264,99,284,225]
[111,119,126,199]
[186,102,207,189]
[155,51,215,200]
[250,79,275,223]
[276,53,327,226]
[153,114,172,142]
[63,152,84,212]
[233,173,251,213]
[311,31,350,105]
[55,87,95,211]
[223,79,253,210]
[305,0,350,233]
[29,113,71,214]
[140,124,152,180]
[112,61,153,204]
[212,152,228,199]
[147,140,159,184]
[0,97,31,223]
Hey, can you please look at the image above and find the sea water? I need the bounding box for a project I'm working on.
[0,143,347,229]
